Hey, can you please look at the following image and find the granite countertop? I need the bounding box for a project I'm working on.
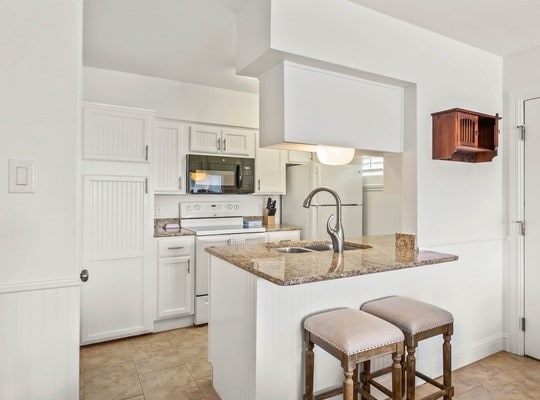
[154,218,195,237]
[205,234,458,286]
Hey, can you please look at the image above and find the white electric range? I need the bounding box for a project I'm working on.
[180,201,267,325]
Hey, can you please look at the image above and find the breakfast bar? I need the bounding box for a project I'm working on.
[206,234,458,400]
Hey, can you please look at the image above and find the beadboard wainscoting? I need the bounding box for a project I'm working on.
[0,282,80,400]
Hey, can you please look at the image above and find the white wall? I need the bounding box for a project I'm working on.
[238,0,505,366]
[0,0,82,398]
[84,67,259,128]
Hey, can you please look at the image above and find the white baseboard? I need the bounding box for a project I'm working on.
[153,315,194,332]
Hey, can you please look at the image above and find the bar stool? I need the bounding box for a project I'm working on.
[303,308,404,400]
[361,296,454,400]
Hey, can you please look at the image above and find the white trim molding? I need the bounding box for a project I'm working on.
[0,278,81,295]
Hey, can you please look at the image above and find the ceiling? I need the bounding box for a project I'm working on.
[348,0,540,57]
[84,0,540,94]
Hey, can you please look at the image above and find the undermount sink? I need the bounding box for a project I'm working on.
[303,243,361,252]
[273,243,370,254]
[273,247,314,254]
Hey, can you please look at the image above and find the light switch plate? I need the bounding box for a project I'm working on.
[9,159,34,193]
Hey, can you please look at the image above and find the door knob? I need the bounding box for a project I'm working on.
[80,269,89,282]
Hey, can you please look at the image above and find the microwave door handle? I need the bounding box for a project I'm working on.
[236,165,243,189]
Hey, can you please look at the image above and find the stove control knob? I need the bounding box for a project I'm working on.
[187,205,192,211]
[234,204,240,210]
[227,204,233,210]
[194,204,201,211]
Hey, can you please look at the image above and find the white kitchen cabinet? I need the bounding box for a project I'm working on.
[266,230,301,243]
[154,119,188,194]
[81,175,152,344]
[189,124,255,158]
[157,256,193,319]
[83,103,154,163]
[255,133,287,194]
[157,236,194,320]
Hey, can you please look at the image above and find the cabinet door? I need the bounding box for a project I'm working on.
[255,147,287,194]
[456,112,479,148]
[81,175,151,344]
[157,256,193,319]
[222,129,256,157]
[83,104,152,162]
[154,120,187,194]
[189,125,221,154]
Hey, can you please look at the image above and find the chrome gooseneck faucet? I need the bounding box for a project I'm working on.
[303,186,344,253]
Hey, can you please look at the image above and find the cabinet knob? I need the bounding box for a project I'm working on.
[257,179,261,191]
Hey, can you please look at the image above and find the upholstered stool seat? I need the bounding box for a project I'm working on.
[304,308,404,400]
[361,296,454,400]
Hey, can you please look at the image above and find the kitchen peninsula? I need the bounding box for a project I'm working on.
[206,235,458,400]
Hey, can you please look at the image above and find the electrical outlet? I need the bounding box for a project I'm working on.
[155,205,163,216]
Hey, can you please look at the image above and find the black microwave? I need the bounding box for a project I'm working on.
[186,154,255,194]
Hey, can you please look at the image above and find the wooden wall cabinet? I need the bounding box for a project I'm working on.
[432,108,499,163]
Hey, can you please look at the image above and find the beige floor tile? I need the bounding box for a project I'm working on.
[186,361,213,380]
[178,344,209,364]
[81,339,133,368]
[132,346,184,375]
[84,361,143,400]
[139,366,202,398]
[129,332,173,350]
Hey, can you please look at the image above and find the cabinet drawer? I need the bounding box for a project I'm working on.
[158,237,194,257]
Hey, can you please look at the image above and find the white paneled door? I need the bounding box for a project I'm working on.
[524,97,540,359]
[81,175,152,344]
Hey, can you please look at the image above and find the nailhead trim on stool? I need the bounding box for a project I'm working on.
[361,296,455,400]
[303,308,404,400]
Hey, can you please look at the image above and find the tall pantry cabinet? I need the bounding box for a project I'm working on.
[80,103,155,344]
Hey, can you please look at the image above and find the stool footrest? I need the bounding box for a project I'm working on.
[418,388,446,400]
[368,378,393,398]
[415,371,445,390]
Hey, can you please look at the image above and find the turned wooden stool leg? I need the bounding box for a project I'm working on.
[400,353,406,398]
[305,331,314,400]
[443,332,452,400]
[360,360,371,400]
[343,363,355,400]
[391,352,402,400]
[353,364,360,399]
[406,345,416,400]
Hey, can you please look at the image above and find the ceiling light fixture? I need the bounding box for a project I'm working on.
[316,145,355,165]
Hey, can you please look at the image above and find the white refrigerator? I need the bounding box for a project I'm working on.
[282,163,363,240]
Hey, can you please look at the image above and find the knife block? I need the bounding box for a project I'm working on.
[263,208,275,226]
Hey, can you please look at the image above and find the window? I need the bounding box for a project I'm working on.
[361,156,384,176]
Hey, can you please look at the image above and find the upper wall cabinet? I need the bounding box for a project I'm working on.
[255,135,287,194]
[154,119,188,194]
[259,62,404,153]
[189,125,256,158]
[83,103,154,163]
[432,108,499,163]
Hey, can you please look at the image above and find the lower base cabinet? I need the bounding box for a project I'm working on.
[157,237,195,319]
[157,256,193,319]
